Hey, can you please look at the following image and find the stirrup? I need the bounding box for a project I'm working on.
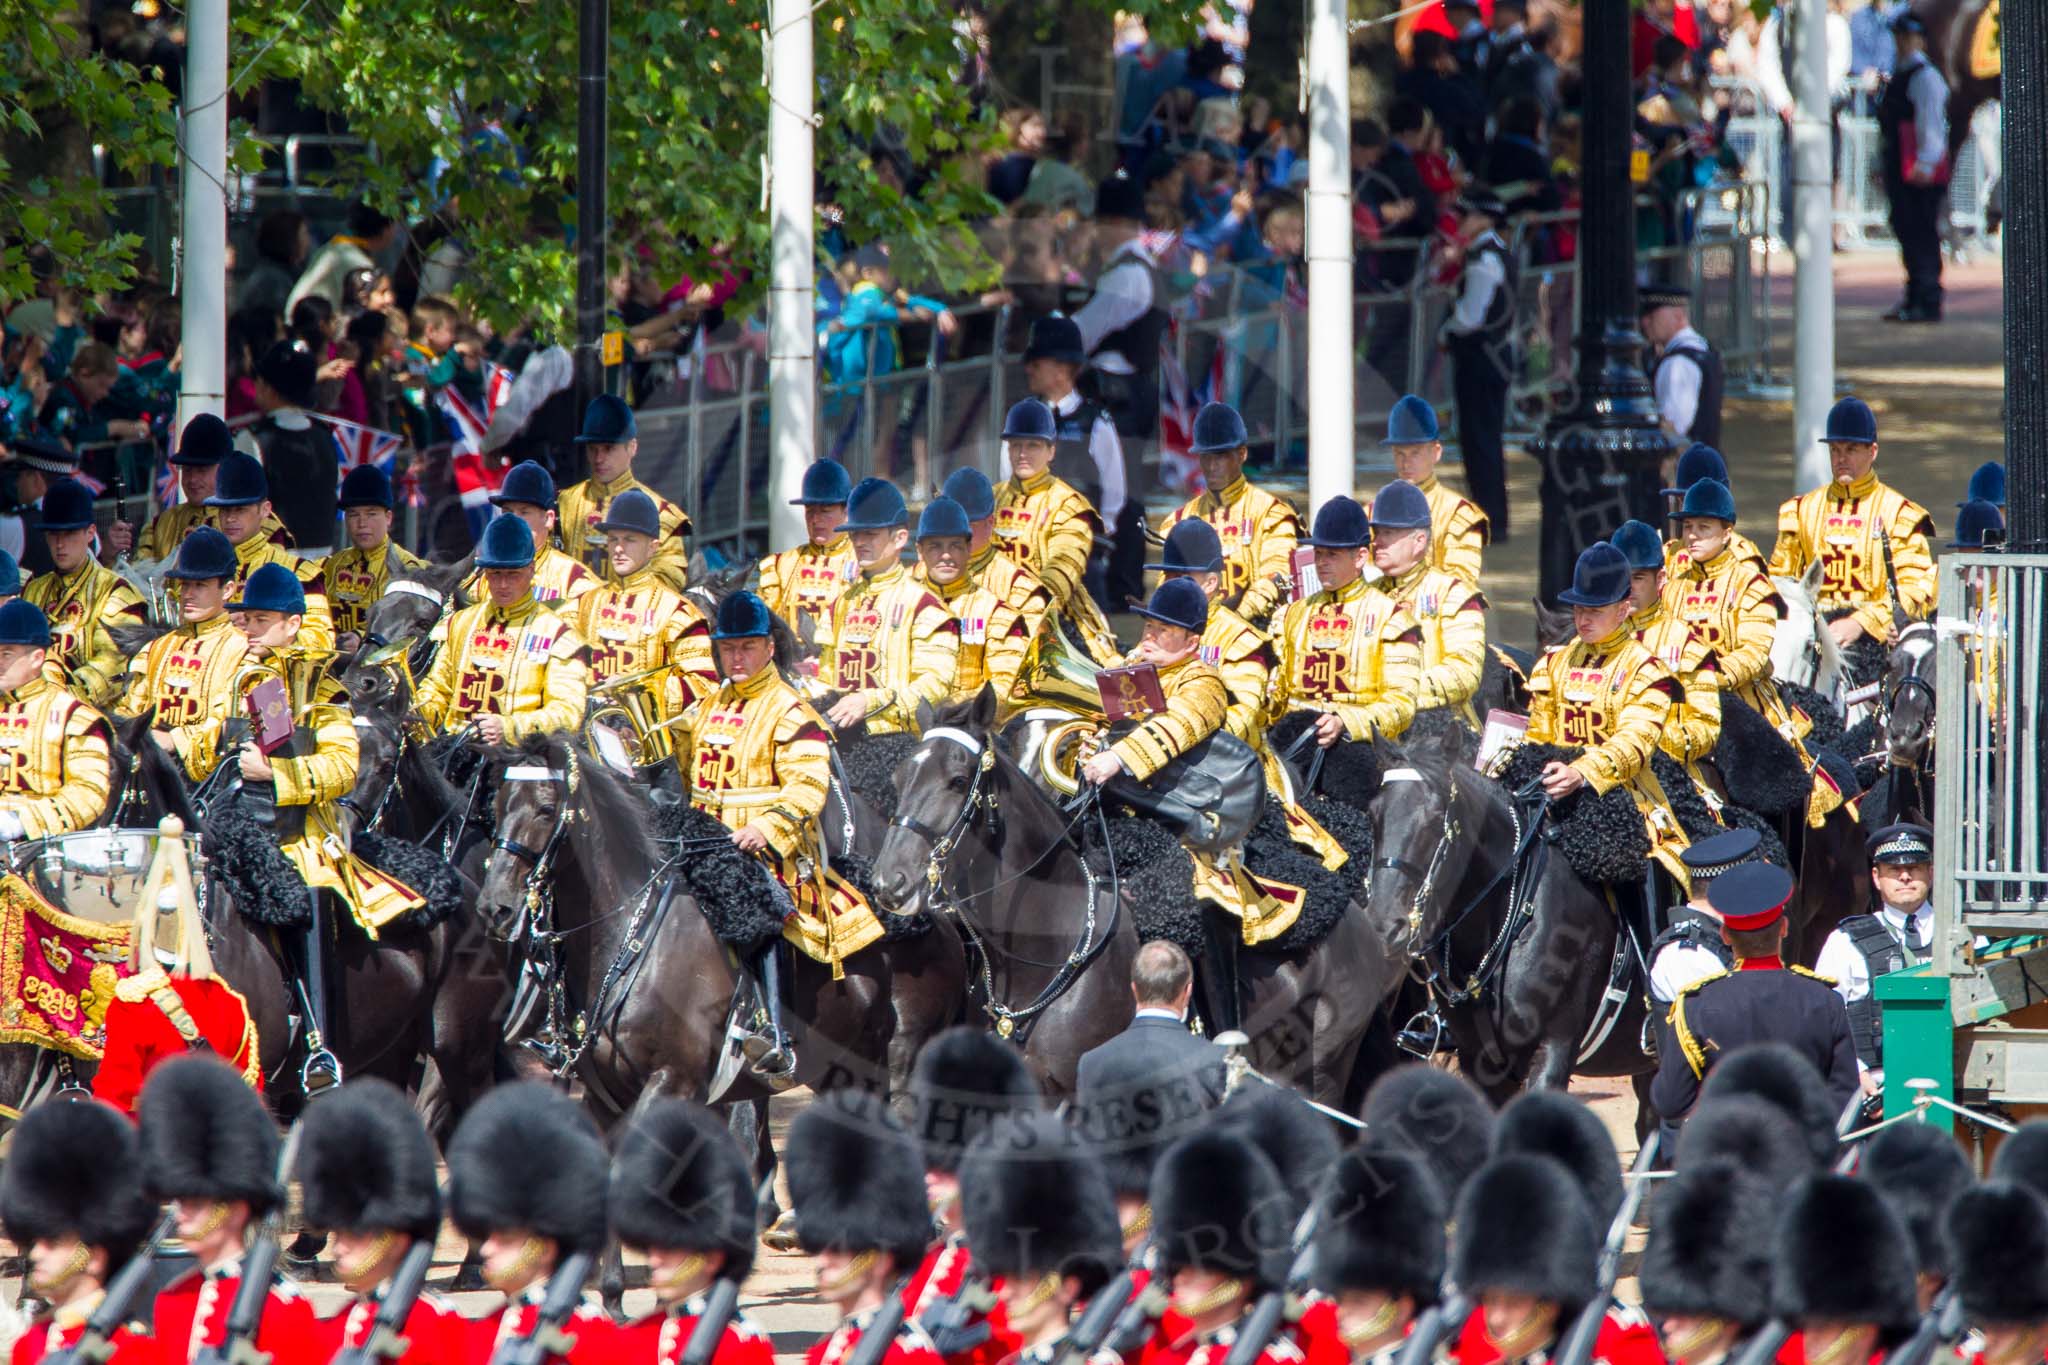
[522,1034,570,1071]
[747,1042,799,1092]
[1396,1008,1447,1060]
[301,1047,343,1097]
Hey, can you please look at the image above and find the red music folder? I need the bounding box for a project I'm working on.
[1098,664,1167,721]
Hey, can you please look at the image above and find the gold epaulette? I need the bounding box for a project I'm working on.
[1790,963,1839,986]
[1669,972,1727,1079]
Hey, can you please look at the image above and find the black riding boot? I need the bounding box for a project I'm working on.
[1200,905,1244,1037]
[745,944,797,1091]
[296,893,342,1096]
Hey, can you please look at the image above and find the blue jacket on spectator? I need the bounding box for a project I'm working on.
[820,280,949,383]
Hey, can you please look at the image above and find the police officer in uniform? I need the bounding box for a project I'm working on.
[787,1091,946,1365]
[1814,822,1937,1099]
[1639,283,1724,452]
[760,457,858,628]
[815,478,960,738]
[1370,480,1488,730]
[577,488,718,725]
[958,1110,1125,1365]
[1439,188,1515,540]
[204,452,336,653]
[1157,402,1299,627]
[1306,1145,1446,1365]
[467,461,598,607]
[412,514,588,744]
[7,436,82,578]
[915,496,1031,707]
[1768,397,1936,685]
[992,398,1119,662]
[0,600,111,843]
[118,528,252,781]
[1647,829,1754,1015]
[1878,13,1950,323]
[558,394,692,588]
[322,464,427,652]
[1652,862,1859,1125]
[23,478,145,707]
[1270,498,1422,749]
[608,1098,775,1365]
[1370,396,1488,587]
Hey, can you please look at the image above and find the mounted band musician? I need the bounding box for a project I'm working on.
[1613,519,1721,777]
[575,487,718,732]
[815,478,960,739]
[668,590,891,1077]
[914,495,1032,707]
[0,599,111,843]
[321,464,427,654]
[1661,445,1766,575]
[117,528,253,781]
[944,466,1055,680]
[462,461,598,607]
[1370,396,1488,587]
[1367,479,1489,731]
[206,452,336,653]
[992,398,1119,663]
[23,478,144,708]
[759,457,858,628]
[1767,397,1935,687]
[557,394,694,591]
[1156,401,1300,628]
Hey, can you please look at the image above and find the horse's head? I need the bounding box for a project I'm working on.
[476,750,573,943]
[873,690,1000,909]
[336,706,402,840]
[1356,740,1470,946]
[340,559,470,699]
[1884,621,1938,768]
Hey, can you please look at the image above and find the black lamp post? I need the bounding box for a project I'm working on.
[1529,0,1673,601]
[2007,1,2044,554]
[573,0,609,428]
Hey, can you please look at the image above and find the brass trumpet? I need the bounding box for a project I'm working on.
[584,663,677,766]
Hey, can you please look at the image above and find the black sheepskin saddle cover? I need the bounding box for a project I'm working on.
[1491,744,1651,887]
[1776,679,1847,758]
[1082,793,1369,958]
[1266,711,1390,816]
[653,802,927,956]
[833,732,919,821]
[1818,610,1891,691]
[1712,694,1813,819]
[1827,714,1884,790]
[201,796,459,932]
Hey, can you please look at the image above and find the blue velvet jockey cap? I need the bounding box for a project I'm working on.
[1189,402,1249,456]
[1150,520,1225,574]
[942,467,997,521]
[1367,480,1432,531]
[915,496,972,542]
[712,590,773,640]
[840,477,908,532]
[172,413,234,467]
[0,600,51,648]
[792,458,853,507]
[490,461,558,511]
[204,452,269,507]
[1556,541,1633,608]
[1002,398,1058,443]
[230,562,307,615]
[1821,397,1878,445]
[1303,497,1372,550]
[338,464,395,510]
[1610,520,1667,572]
[575,393,637,445]
[1380,395,1441,447]
[1950,499,2003,550]
[38,479,97,533]
[596,489,662,538]
[474,513,537,570]
[1680,478,1737,524]
[1132,577,1209,634]
[1662,442,1728,497]
[165,527,237,581]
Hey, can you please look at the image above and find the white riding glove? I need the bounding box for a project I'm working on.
[0,813,24,843]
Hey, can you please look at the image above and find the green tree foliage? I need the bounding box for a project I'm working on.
[0,0,176,302]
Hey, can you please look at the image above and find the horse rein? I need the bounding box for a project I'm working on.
[490,759,581,943]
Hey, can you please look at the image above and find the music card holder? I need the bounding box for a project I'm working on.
[1291,547,1321,601]
[1475,708,1529,771]
[245,676,295,756]
[1098,663,1167,721]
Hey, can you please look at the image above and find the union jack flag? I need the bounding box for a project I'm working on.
[321,416,404,492]
[1156,324,1227,498]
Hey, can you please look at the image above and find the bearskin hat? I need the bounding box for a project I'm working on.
[1359,1064,1494,1205]
[137,1056,281,1211]
[2,1099,158,1272]
[446,1081,609,1254]
[1675,1095,1817,1193]
[1150,1129,1294,1291]
[1858,1120,1973,1276]
[1210,1086,1342,1221]
[1771,1175,1919,1332]
[1449,1155,1597,1310]
[295,1078,442,1240]
[1491,1090,1623,1224]
[907,1027,1042,1174]
[1698,1044,1841,1168]
[1639,1158,1776,1326]
[787,1090,933,1267]
[961,1113,1122,1296]
[609,1098,759,1281]
[1309,1144,1445,1306]
[1946,1183,2048,1326]
[1991,1120,2048,1201]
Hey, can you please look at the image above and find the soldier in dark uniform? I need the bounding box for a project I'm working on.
[1814,822,1936,1099]
[958,1111,1124,1365]
[1306,1145,1445,1365]
[1770,1176,1919,1365]
[1652,862,1859,1126]
[1646,829,1756,1016]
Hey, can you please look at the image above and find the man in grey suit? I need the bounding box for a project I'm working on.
[1075,941,1228,1181]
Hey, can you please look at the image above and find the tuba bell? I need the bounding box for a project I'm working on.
[1009,613,1109,718]
[584,663,676,766]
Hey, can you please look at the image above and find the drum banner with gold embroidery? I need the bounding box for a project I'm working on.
[0,873,133,1059]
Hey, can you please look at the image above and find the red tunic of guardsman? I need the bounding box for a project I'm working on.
[1159,403,1300,627]
[791,1092,949,1365]
[140,1058,322,1364]
[447,1082,620,1365]
[761,457,860,628]
[557,395,692,591]
[992,398,1119,662]
[322,463,428,647]
[22,479,146,707]
[1,1100,165,1365]
[611,1099,779,1365]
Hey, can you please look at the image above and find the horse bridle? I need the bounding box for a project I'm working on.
[889,727,1000,899]
[490,755,581,945]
